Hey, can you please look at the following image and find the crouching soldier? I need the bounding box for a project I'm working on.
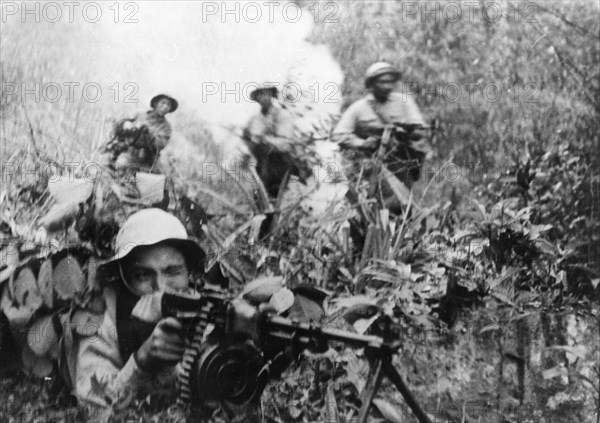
[104,93,178,174]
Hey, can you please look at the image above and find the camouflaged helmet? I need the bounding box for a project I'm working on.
[364,62,401,87]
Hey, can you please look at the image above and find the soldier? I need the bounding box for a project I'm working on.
[243,85,298,199]
[105,93,178,173]
[333,62,429,210]
[65,208,203,407]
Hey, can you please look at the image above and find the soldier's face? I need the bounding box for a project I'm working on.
[372,74,397,99]
[154,98,172,116]
[124,243,189,295]
[257,91,274,108]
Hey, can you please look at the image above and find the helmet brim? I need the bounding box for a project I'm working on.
[100,237,206,275]
[250,86,279,102]
[150,94,179,112]
[365,70,401,87]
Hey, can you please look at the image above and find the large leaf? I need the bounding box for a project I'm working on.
[37,259,54,308]
[241,276,284,305]
[268,287,295,313]
[542,365,568,380]
[22,344,54,377]
[545,345,587,362]
[39,202,79,232]
[135,172,166,204]
[53,255,85,300]
[381,166,412,208]
[0,242,19,283]
[3,267,43,325]
[286,292,325,322]
[328,295,377,316]
[342,304,381,325]
[27,314,58,357]
[48,178,94,204]
[373,398,404,423]
[488,267,520,291]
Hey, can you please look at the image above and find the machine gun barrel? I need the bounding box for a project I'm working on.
[265,315,392,352]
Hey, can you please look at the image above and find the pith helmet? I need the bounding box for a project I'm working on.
[150,93,179,112]
[365,62,401,87]
[103,208,204,272]
[250,85,279,102]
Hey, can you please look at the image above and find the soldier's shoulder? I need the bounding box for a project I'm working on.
[344,97,370,113]
[389,92,412,101]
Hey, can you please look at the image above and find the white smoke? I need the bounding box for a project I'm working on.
[2,1,346,211]
[93,1,343,132]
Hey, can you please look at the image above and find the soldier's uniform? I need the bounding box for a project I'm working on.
[243,87,298,198]
[333,92,426,156]
[333,63,429,210]
[68,283,172,406]
[105,94,178,174]
[63,209,202,407]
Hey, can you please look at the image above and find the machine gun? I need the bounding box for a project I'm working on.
[161,288,434,423]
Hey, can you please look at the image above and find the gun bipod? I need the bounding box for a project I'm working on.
[264,314,433,423]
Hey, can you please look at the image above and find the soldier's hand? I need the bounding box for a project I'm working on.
[135,317,185,373]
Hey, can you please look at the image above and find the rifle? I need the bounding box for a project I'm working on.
[161,288,434,423]
[351,122,430,147]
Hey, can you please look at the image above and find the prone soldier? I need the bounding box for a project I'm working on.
[63,208,202,407]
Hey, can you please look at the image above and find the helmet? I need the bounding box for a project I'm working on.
[150,93,179,112]
[103,208,204,272]
[364,62,401,87]
[250,85,279,102]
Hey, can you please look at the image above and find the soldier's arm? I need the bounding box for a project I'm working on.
[332,104,375,149]
[72,290,151,407]
[399,95,427,142]
[243,115,265,145]
[151,121,172,151]
[395,124,425,142]
[273,107,296,140]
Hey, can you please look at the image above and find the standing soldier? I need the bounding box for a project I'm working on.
[242,85,299,199]
[105,93,178,174]
[333,62,429,212]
